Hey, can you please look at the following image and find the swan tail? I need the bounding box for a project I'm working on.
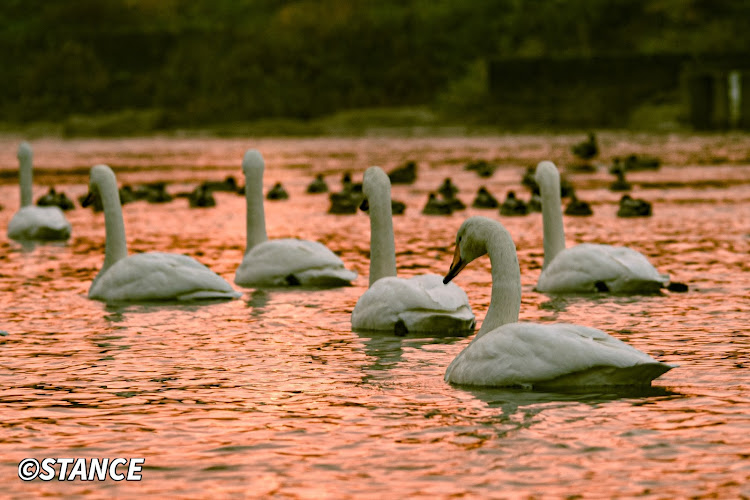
[399,308,476,335]
[177,290,243,301]
[294,267,357,287]
[535,362,676,389]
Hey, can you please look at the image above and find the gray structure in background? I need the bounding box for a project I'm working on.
[488,54,750,130]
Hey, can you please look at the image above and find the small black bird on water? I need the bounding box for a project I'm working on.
[572,132,598,160]
[617,195,652,217]
[306,174,328,194]
[37,187,75,211]
[564,190,593,216]
[499,191,528,216]
[266,182,289,200]
[388,161,417,184]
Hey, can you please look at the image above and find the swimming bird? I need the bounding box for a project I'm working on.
[36,187,75,211]
[7,142,72,243]
[609,164,632,192]
[118,185,138,205]
[136,182,173,203]
[306,174,329,194]
[464,159,496,178]
[564,190,593,216]
[535,161,667,294]
[438,178,459,199]
[203,176,239,192]
[328,172,363,214]
[422,193,453,215]
[442,216,676,388]
[623,154,660,171]
[390,199,406,215]
[572,132,598,160]
[435,178,464,210]
[235,150,357,287]
[499,191,528,216]
[388,160,417,184]
[83,164,240,303]
[471,187,499,209]
[527,192,542,213]
[266,182,289,200]
[617,195,652,218]
[187,184,216,208]
[352,167,474,335]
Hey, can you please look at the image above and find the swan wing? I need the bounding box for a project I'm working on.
[90,252,241,302]
[445,322,673,387]
[7,206,72,241]
[235,239,356,287]
[352,274,475,333]
[537,243,667,294]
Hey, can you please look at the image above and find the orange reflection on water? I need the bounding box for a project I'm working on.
[0,134,748,498]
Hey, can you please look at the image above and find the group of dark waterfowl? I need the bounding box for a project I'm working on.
[25,133,658,221]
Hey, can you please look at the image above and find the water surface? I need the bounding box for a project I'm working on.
[1,135,748,498]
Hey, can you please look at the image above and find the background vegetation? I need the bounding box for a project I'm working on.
[2,0,749,134]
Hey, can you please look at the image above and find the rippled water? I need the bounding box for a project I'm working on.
[1,134,749,498]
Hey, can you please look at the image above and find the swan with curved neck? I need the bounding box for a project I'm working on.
[534,161,667,294]
[351,167,474,334]
[234,150,357,287]
[7,141,72,243]
[86,164,240,303]
[443,216,675,388]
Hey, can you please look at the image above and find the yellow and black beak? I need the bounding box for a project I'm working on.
[443,245,467,284]
[359,197,369,212]
[81,191,96,208]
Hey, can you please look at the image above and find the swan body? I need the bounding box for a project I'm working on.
[8,206,72,242]
[352,274,475,334]
[90,252,240,302]
[537,243,666,294]
[86,164,240,303]
[443,216,675,388]
[535,161,667,294]
[352,167,474,334]
[235,150,356,287]
[7,142,72,242]
[236,238,357,287]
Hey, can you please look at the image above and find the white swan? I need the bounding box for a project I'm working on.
[7,142,72,242]
[535,161,667,294]
[86,164,241,303]
[234,150,357,287]
[443,216,676,388]
[351,167,475,334]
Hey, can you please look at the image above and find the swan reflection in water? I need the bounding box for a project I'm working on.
[461,384,682,418]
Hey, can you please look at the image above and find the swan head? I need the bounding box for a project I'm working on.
[17,141,32,162]
[242,149,265,175]
[360,166,390,211]
[83,164,116,206]
[534,161,559,190]
[444,216,507,284]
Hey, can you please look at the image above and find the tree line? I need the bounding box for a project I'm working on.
[1,0,748,128]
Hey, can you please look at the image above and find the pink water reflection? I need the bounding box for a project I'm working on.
[1,134,748,498]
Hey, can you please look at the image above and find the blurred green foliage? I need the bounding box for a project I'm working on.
[1,0,749,130]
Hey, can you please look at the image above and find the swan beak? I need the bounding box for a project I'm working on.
[81,191,96,208]
[444,246,467,284]
[359,198,369,212]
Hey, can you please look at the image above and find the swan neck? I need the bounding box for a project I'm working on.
[367,183,397,286]
[19,154,33,207]
[98,172,128,273]
[540,174,566,269]
[244,167,268,252]
[479,230,521,336]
